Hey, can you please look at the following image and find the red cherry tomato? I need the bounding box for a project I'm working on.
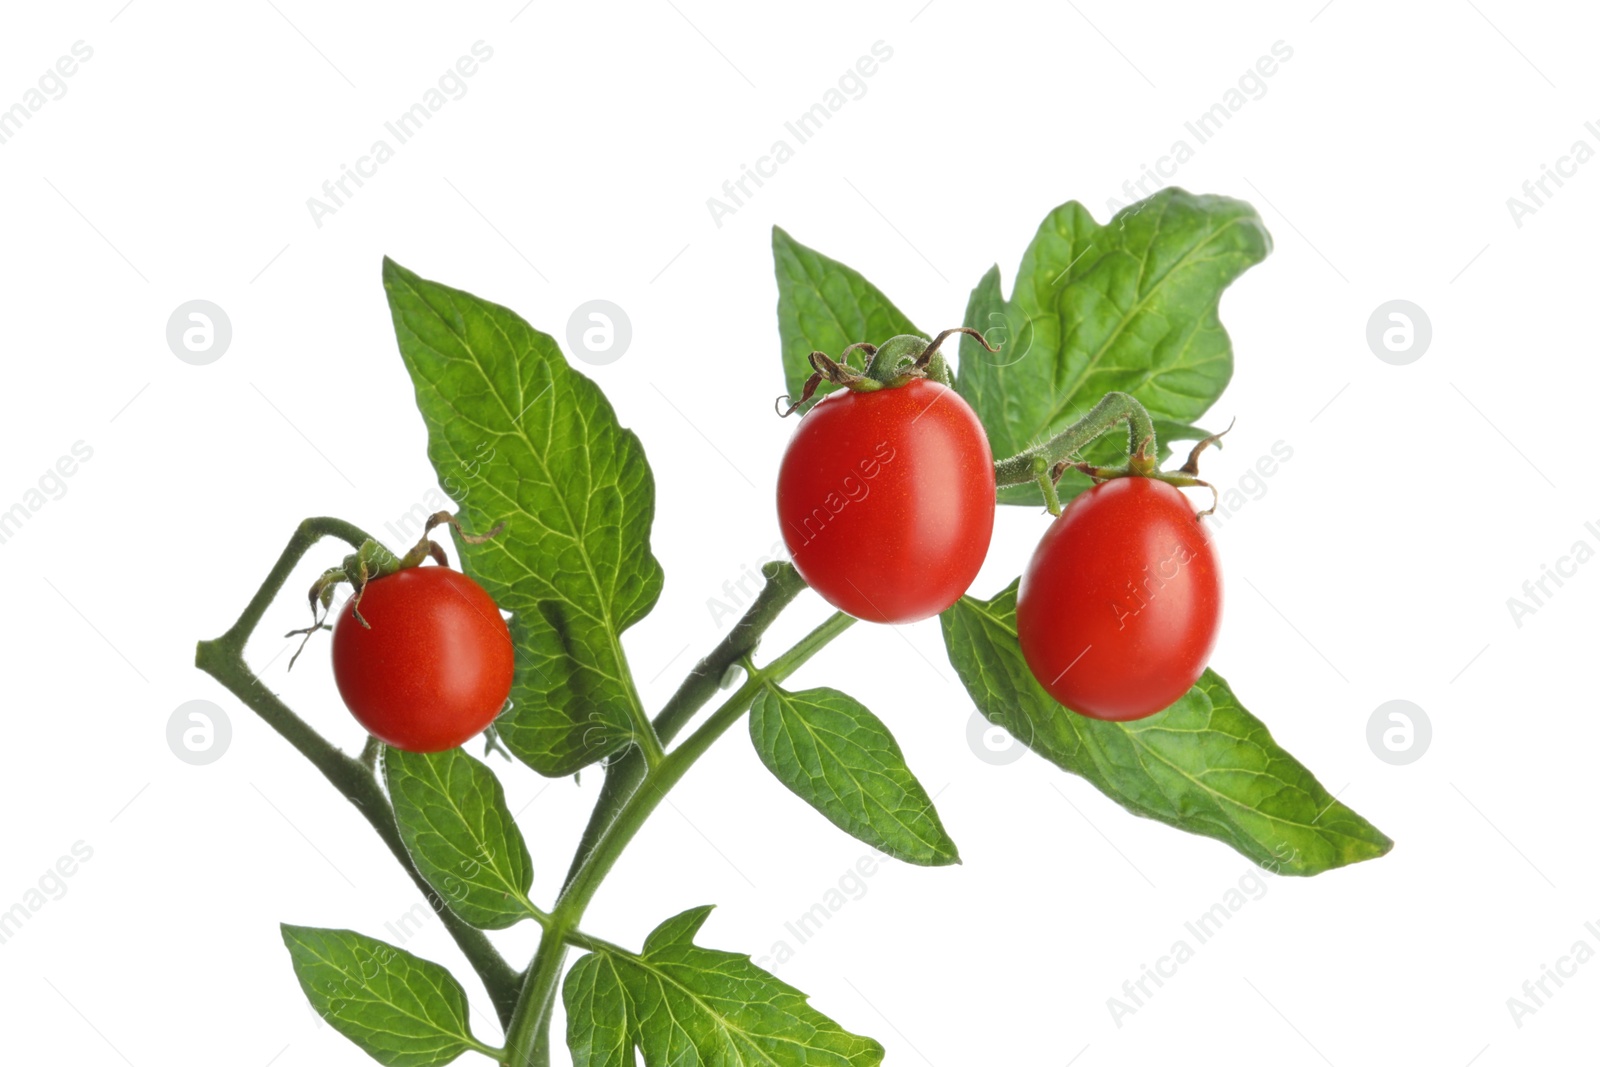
[331,566,515,752]
[776,379,996,623]
[1016,477,1221,721]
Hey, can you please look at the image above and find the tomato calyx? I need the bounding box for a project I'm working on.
[284,510,506,668]
[1047,419,1236,517]
[775,327,996,416]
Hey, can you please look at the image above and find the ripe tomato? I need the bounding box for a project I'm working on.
[1016,477,1221,721]
[331,566,515,752]
[776,379,995,623]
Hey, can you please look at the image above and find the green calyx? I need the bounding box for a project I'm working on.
[285,510,505,667]
[776,327,994,416]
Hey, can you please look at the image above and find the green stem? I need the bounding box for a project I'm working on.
[1033,455,1063,517]
[194,517,523,1027]
[992,391,1158,487]
[521,904,635,957]
[501,610,856,1065]
[560,561,808,892]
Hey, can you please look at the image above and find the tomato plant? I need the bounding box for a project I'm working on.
[195,190,1392,1067]
[331,566,514,753]
[777,373,995,623]
[1017,476,1222,721]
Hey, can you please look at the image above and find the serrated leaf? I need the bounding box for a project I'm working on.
[384,259,661,776]
[956,189,1271,505]
[384,745,536,929]
[749,684,958,866]
[281,925,489,1067]
[772,226,920,412]
[940,582,1392,875]
[564,905,883,1066]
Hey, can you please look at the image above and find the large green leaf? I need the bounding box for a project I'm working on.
[281,925,491,1067]
[957,189,1272,505]
[749,684,958,866]
[772,226,920,412]
[564,906,884,1066]
[384,259,661,776]
[940,582,1392,875]
[384,745,536,929]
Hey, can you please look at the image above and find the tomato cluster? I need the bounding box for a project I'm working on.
[322,352,1221,753]
[775,368,1221,722]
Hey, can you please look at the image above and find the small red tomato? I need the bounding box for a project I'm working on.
[776,379,995,623]
[331,566,514,752]
[1016,477,1221,721]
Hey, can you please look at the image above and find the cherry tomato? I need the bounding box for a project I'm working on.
[331,566,514,752]
[1016,477,1221,721]
[776,379,996,623]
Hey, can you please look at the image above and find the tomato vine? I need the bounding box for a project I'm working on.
[196,189,1392,1067]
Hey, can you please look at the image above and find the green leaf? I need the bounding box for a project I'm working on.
[956,189,1272,505]
[281,924,491,1067]
[562,951,632,1067]
[749,684,959,866]
[940,582,1393,875]
[383,259,662,776]
[565,906,883,1067]
[772,226,920,412]
[384,745,536,929]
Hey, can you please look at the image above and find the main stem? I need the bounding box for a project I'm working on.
[991,390,1158,486]
[561,561,808,893]
[500,610,856,1065]
[193,518,523,1024]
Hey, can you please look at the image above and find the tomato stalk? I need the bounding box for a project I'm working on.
[991,391,1160,513]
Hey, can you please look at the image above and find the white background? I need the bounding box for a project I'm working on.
[1,1,1595,1064]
